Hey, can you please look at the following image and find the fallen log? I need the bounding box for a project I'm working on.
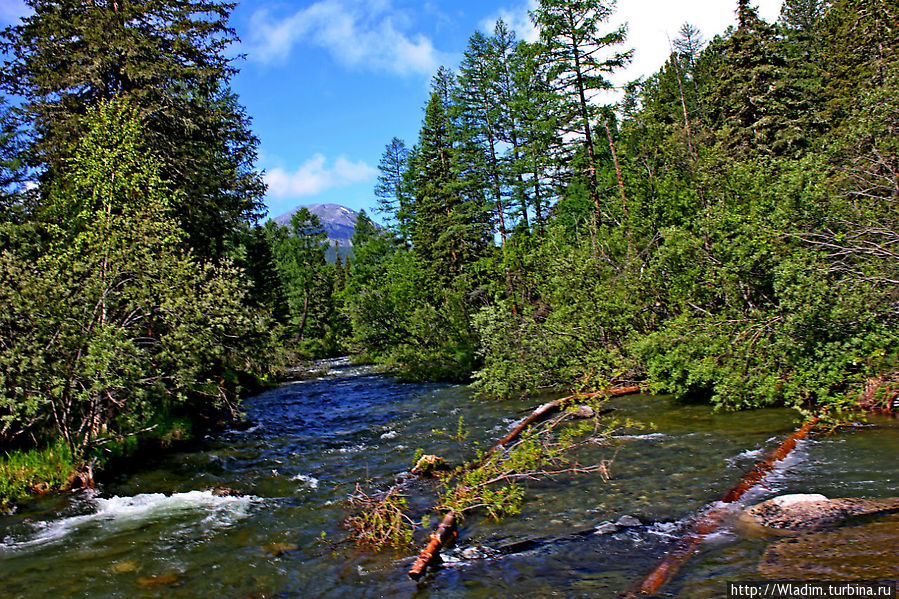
[492,386,641,453]
[624,418,818,597]
[408,385,641,581]
[408,511,457,580]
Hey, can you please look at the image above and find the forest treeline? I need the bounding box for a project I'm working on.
[0,0,896,501]
[330,0,898,414]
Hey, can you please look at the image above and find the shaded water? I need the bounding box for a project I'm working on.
[1,359,896,598]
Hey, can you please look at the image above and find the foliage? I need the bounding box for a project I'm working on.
[346,396,627,549]
[0,0,265,259]
[344,0,898,416]
[346,485,416,550]
[0,99,277,451]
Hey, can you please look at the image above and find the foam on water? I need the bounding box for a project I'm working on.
[292,474,320,489]
[1,490,257,551]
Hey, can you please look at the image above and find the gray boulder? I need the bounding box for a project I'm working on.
[740,494,899,534]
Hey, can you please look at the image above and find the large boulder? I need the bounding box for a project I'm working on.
[739,494,899,534]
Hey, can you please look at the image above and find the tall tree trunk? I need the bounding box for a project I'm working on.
[567,7,602,223]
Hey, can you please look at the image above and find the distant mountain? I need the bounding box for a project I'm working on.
[272,203,361,248]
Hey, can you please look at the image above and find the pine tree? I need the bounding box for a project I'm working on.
[531,0,631,223]
[457,29,510,246]
[0,0,264,258]
[0,98,25,221]
[508,40,563,232]
[818,0,898,129]
[779,0,829,34]
[696,3,813,155]
[407,81,491,282]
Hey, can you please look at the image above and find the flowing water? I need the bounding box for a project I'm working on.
[1,358,896,598]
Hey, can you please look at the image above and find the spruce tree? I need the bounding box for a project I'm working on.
[407,81,491,282]
[0,0,264,258]
[374,137,412,243]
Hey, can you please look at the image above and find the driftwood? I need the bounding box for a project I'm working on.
[624,418,818,597]
[408,385,642,581]
[408,511,458,580]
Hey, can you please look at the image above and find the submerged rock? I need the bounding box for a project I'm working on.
[594,521,619,535]
[260,542,299,557]
[136,573,179,587]
[759,513,899,579]
[740,494,899,534]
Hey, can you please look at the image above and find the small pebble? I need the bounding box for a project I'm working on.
[594,521,619,535]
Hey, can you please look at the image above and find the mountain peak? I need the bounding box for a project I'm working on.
[272,203,363,247]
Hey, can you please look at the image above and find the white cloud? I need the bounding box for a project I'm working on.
[480,0,539,43]
[264,154,377,199]
[611,0,785,85]
[245,0,446,76]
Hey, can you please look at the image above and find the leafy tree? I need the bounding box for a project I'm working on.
[0,0,264,258]
[0,99,275,450]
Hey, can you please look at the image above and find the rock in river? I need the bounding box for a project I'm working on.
[740,494,899,534]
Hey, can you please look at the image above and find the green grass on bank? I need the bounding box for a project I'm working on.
[0,440,77,510]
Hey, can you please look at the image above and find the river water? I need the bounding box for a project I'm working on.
[1,358,896,598]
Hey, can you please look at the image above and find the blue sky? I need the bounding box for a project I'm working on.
[0,0,785,221]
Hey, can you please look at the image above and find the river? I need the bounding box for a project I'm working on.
[1,358,896,598]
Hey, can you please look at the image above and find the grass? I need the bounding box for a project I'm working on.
[0,440,77,511]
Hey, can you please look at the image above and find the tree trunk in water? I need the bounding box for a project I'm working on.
[408,511,458,580]
[493,386,641,453]
[624,418,819,597]
[406,385,642,581]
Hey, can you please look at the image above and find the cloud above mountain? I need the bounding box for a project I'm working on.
[264,154,378,199]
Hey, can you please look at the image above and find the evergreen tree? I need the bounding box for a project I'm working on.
[374,137,412,243]
[407,83,490,281]
[508,40,563,232]
[0,98,25,221]
[266,209,331,343]
[696,3,812,155]
[818,0,898,129]
[531,0,631,223]
[457,29,510,245]
[779,0,830,34]
[0,0,264,258]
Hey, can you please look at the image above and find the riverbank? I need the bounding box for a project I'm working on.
[0,371,277,513]
[0,441,76,513]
